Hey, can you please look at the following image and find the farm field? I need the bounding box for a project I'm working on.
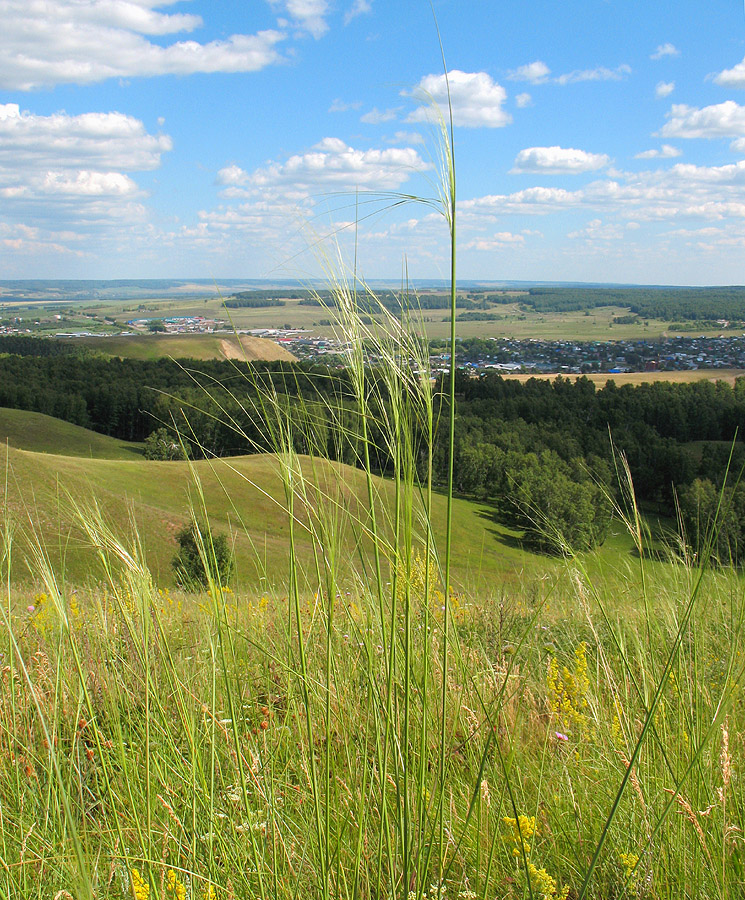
[6,290,745,344]
[500,367,745,386]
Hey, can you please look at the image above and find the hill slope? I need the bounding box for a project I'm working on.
[0,408,144,459]
[0,444,540,590]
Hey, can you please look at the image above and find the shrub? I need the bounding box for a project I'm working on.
[172,519,234,587]
[143,427,190,460]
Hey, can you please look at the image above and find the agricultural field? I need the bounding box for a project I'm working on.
[501,367,745,387]
[5,288,745,347]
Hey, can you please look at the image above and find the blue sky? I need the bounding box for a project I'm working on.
[3,1,745,284]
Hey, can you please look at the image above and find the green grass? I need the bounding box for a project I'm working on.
[0,407,145,459]
[2,524,743,900]
[0,442,550,588]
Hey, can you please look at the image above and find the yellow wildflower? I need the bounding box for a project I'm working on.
[619,852,640,894]
[503,814,536,856]
[547,642,590,733]
[130,869,149,900]
[165,869,186,900]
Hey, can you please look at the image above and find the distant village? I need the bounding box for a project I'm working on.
[2,311,745,375]
[251,328,745,376]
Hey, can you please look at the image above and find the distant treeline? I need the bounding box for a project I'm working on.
[0,335,76,357]
[224,293,285,308]
[512,287,745,320]
[442,372,745,554]
[228,285,745,321]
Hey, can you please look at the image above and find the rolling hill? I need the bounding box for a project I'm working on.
[64,332,296,362]
[0,408,145,459]
[0,418,542,590]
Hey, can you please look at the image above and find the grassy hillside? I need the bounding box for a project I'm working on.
[0,408,144,459]
[65,332,296,361]
[0,442,554,589]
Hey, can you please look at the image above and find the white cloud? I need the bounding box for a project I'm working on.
[656,81,675,98]
[508,61,550,84]
[385,131,425,145]
[463,233,525,251]
[0,103,170,230]
[651,43,680,60]
[511,146,610,175]
[661,101,745,139]
[568,219,624,240]
[361,107,400,124]
[461,158,745,224]
[0,104,171,171]
[556,64,631,85]
[0,1,285,89]
[515,93,532,108]
[714,58,745,88]
[269,0,330,38]
[222,137,428,201]
[216,165,249,186]
[407,70,511,128]
[635,145,681,159]
[344,0,372,24]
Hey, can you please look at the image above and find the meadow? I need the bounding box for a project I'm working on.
[2,89,744,900]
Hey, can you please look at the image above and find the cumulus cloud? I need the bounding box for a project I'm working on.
[407,70,511,128]
[635,145,681,159]
[463,233,525,251]
[385,131,425,145]
[221,137,428,201]
[651,43,680,60]
[508,61,550,84]
[714,58,745,88]
[511,146,610,175]
[515,93,532,108]
[0,102,171,253]
[568,219,625,240]
[216,164,249,186]
[661,101,745,139]
[0,104,171,171]
[461,158,745,224]
[656,81,675,98]
[556,64,631,85]
[0,1,285,89]
[268,0,330,38]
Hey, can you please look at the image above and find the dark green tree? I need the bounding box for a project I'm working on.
[678,478,745,565]
[172,520,234,588]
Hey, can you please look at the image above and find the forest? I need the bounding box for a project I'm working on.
[518,285,745,320]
